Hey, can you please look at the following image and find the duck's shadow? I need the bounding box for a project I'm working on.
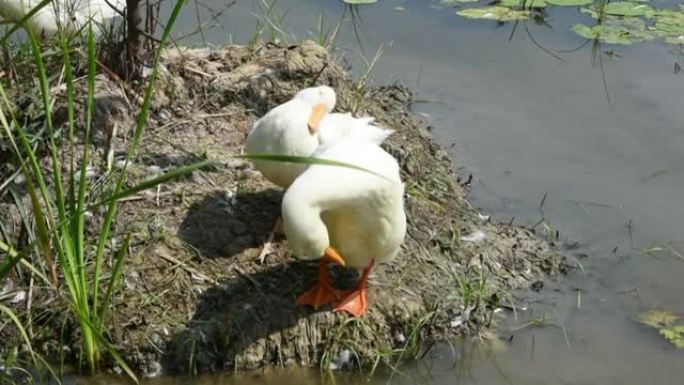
[177,189,282,258]
[168,189,360,372]
[162,259,359,373]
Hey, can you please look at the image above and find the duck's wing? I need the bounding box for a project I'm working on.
[318,113,394,147]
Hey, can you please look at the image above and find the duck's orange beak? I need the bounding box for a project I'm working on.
[308,103,327,134]
[323,247,345,267]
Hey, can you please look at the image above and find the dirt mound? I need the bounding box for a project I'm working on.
[0,41,566,376]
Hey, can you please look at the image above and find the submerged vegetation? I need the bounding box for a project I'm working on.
[447,0,684,46]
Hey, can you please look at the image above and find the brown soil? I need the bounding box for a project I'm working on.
[0,41,567,376]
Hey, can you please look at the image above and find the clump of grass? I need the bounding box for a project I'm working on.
[0,0,203,380]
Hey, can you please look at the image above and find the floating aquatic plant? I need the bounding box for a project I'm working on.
[501,0,592,7]
[640,309,684,349]
[456,6,530,21]
[572,17,655,45]
[601,1,655,17]
[500,0,549,8]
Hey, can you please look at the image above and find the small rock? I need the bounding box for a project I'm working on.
[450,317,463,328]
[330,349,351,370]
[147,165,163,175]
[14,173,25,184]
[1,279,14,296]
[531,280,544,291]
[10,291,26,304]
[394,333,406,344]
[226,158,249,170]
[144,361,163,378]
[461,230,486,243]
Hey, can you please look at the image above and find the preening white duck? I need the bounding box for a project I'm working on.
[0,0,124,37]
[246,85,393,264]
[246,85,336,188]
[282,136,406,316]
[245,85,392,188]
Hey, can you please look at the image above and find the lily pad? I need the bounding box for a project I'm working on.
[640,310,684,349]
[546,0,593,6]
[500,0,548,8]
[442,0,480,3]
[456,6,530,21]
[571,17,655,44]
[650,9,684,34]
[602,2,655,17]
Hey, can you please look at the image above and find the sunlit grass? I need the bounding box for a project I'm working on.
[0,0,191,380]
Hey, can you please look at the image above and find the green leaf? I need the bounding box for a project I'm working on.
[572,23,597,39]
[0,304,36,365]
[102,159,218,204]
[456,6,530,21]
[239,154,395,183]
[602,1,654,17]
[500,0,548,8]
[545,0,592,6]
[571,18,655,44]
[649,9,684,43]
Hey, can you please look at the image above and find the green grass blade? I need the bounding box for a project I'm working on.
[81,20,97,327]
[25,24,75,291]
[0,82,61,287]
[97,234,130,326]
[60,33,79,260]
[0,240,21,279]
[0,304,37,365]
[239,153,395,182]
[94,0,188,277]
[70,310,139,384]
[98,160,217,205]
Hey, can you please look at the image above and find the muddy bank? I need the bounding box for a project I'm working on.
[0,41,566,376]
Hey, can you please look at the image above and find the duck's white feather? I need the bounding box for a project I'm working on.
[246,86,393,189]
[282,137,406,269]
[0,0,124,37]
[246,86,336,188]
[318,113,394,147]
[246,97,320,187]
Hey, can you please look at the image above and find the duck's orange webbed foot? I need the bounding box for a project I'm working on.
[297,248,346,309]
[334,261,373,317]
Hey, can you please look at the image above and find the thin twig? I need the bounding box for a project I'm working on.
[157,249,216,284]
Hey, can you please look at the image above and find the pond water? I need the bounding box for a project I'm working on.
[99,0,684,383]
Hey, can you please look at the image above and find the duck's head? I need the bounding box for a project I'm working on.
[294,86,336,134]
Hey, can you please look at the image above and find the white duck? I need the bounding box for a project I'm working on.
[282,136,406,316]
[0,0,124,37]
[246,85,336,188]
[245,85,392,188]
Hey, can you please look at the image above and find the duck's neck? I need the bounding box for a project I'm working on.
[281,187,329,259]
